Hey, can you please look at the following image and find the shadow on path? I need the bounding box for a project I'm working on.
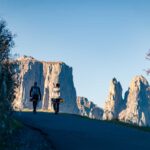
[14,112,150,150]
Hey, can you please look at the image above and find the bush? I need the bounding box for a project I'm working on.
[0,19,17,144]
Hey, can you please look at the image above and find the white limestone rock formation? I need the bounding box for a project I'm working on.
[103,78,124,120]
[119,75,150,126]
[13,56,79,114]
[77,96,103,120]
[89,107,104,120]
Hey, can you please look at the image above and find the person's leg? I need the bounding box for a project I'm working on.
[56,99,60,114]
[57,102,59,114]
[35,101,38,112]
[33,100,37,113]
[33,101,36,113]
[53,101,57,114]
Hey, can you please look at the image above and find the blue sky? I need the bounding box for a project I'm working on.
[1,0,150,107]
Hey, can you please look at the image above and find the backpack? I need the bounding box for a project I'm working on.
[31,86,40,96]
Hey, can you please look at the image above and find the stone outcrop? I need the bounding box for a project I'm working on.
[119,75,150,126]
[13,56,150,126]
[103,78,124,120]
[77,96,103,120]
[13,56,79,114]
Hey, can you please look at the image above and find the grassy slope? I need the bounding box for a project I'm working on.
[0,118,23,149]
[22,109,150,135]
[80,115,150,133]
[21,109,150,133]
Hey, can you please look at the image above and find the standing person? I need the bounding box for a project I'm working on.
[51,83,61,114]
[30,82,41,114]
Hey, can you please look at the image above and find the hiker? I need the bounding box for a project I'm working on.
[51,83,61,114]
[30,82,41,113]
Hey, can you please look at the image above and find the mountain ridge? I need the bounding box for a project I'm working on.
[13,56,150,127]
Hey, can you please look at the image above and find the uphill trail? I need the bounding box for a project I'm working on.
[14,112,150,150]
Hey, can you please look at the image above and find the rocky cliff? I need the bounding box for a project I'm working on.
[119,76,150,126]
[13,56,79,114]
[103,75,150,127]
[103,78,124,120]
[13,56,150,126]
[77,96,103,120]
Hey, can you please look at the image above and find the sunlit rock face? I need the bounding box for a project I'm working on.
[13,56,79,114]
[89,107,104,120]
[119,75,150,126]
[77,96,103,120]
[103,78,124,120]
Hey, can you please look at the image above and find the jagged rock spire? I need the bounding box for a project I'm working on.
[119,75,150,126]
[103,78,123,120]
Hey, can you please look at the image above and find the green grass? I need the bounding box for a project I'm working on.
[59,113,150,133]
[22,108,53,112]
[11,118,23,130]
[0,118,24,150]
[103,119,150,132]
[18,110,150,133]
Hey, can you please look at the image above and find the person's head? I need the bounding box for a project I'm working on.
[34,82,37,86]
[56,83,60,88]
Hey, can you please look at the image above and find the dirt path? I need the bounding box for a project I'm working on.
[14,112,150,150]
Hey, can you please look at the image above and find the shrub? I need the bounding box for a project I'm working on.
[0,19,17,145]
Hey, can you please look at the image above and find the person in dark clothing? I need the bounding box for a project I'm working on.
[30,82,41,113]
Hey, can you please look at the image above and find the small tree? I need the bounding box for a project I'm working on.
[0,19,17,145]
